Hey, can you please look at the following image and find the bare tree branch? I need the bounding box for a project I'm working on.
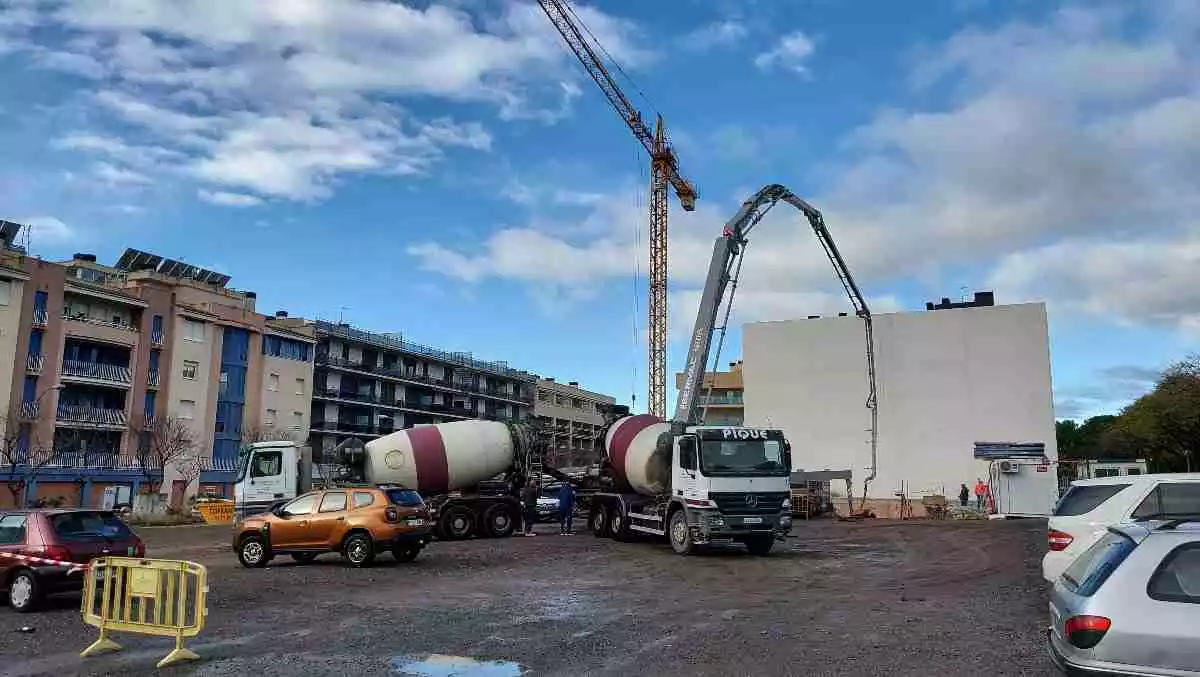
[133,416,196,493]
[0,410,52,507]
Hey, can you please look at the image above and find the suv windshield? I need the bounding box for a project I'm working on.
[386,489,424,507]
[700,439,789,476]
[50,512,133,541]
[1054,484,1131,517]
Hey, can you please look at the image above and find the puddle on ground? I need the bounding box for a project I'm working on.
[391,654,524,677]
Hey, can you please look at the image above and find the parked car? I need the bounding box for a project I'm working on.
[1043,473,1200,582]
[0,509,146,612]
[1047,519,1200,675]
[233,486,433,568]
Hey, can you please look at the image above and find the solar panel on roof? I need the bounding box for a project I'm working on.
[0,220,22,243]
[116,248,163,271]
[158,259,184,277]
[210,273,231,286]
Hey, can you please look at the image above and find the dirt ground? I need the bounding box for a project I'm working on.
[0,518,1057,676]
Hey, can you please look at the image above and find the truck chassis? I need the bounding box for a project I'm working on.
[587,491,789,555]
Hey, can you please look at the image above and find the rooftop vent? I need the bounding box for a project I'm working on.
[275,310,288,318]
[568,381,578,387]
[73,253,97,263]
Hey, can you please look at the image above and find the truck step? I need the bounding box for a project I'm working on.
[629,524,665,536]
[629,512,663,522]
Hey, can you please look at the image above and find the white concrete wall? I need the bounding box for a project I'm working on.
[743,303,1057,502]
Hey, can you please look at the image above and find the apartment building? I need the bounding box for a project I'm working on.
[674,360,745,425]
[533,378,616,469]
[292,319,538,459]
[0,228,313,508]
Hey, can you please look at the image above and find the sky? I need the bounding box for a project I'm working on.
[0,0,1197,421]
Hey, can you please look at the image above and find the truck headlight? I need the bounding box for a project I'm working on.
[781,498,791,510]
[708,515,725,527]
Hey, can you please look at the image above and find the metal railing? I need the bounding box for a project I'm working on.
[26,353,44,374]
[32,308,48,327]
[147,369,159,387]
[62,313,139,333]
[151,330,165,346]
[19,401,39,420]
[699,394,744,406]
[56,404,127,426]
[61,360,133,384]
[314,319,538,382]
[315,354,535,403]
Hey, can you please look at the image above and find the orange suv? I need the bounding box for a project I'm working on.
[233,487,432,568]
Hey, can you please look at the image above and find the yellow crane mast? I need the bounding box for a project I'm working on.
[537,0,697,419]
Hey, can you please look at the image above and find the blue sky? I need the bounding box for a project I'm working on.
[1,0,1197,420]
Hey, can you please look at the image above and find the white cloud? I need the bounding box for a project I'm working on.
[679,20,747,51]
[20,215,74,244]
[7,0,650,202]
[407,3,1200,335]
[198,189,264,208]
[754,30,816,75]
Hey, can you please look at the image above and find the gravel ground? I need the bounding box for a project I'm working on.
[0,519,1056,676]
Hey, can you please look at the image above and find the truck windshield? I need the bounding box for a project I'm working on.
[700,439,789,476]
[233,449,250,483]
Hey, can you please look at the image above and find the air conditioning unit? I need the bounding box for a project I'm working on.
[999,460,1020,474]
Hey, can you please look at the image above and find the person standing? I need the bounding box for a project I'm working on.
[958,483,970,508]
[558,481,575,535]
[522,480,539,536]
[974,478,988,510]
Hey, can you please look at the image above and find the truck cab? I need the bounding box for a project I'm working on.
[233,441,323,521]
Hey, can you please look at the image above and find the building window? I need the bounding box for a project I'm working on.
[268,373,279,391]
[0,279,11,306]
[179,399,196,419]
[263,335,312,361]
[292,411,303,431]
[538,390,550,402]
[265,409,276,426]
[182,360,199,380]
[295,377,305,395]
[183,318,205,342]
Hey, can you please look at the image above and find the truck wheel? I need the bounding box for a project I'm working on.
[590,508,609,538]
[342,532,375,567]
[668,510,694,556]
[746,535,775,556]
[439,505,475,540]
[483,504,517,538]
[393,544,422,563]
[238,534,270,568]
[608,508,628,541]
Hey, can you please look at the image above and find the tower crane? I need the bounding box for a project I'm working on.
[536,0,696,419]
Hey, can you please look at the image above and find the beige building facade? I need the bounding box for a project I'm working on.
[674,361,744,425]
[534,378,616,468]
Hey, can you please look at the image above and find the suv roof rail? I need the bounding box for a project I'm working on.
[1155,517,1200,530]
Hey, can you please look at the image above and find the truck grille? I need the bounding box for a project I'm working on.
[709,492,789,515]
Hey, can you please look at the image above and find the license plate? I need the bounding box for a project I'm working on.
[406,519,426,527]
[743,517,762,524]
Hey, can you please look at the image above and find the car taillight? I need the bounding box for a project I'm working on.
[1064,615,1111,649]
[385,507,399,522]
[40,545,73,563]
[1048,529,1074,551]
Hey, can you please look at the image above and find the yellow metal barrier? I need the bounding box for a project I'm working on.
[80,557,209,668]
[196,500,235,525]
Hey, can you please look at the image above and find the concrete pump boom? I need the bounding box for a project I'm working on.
[672,184,879,484]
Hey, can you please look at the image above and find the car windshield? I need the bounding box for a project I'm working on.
[50,512,133,541]
[1061,531,1137,596]
[386,489,424,507]
[700,439,789,476]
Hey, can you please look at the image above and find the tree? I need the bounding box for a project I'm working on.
[135,416,196,494]
[1056,415,1118,460]
[1103,354,1200,472]
[0,412,51,508]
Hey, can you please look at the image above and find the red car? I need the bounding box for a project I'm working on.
[0,509,145,612]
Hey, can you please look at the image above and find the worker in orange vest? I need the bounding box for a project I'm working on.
[973,479,988,510]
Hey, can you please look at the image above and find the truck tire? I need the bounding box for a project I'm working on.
[439,505,475,540]
[746,535,775,556]
[668,509,694,556]
[607,506,628,541]
[590,507,609,538]
[483,504,517,538]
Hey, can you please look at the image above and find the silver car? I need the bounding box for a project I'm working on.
[1048,519,1200,676]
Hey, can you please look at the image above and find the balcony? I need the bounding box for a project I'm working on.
[26,353,44,374]
[32,308,47,328]
[316,354,533,404]
[151,330,164,347]
[56,404,127,428]
[699,394,744,407]
[62,313,139,347]
[19,401,39,420]
[61,360,133,387]
[147,369,160,388]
